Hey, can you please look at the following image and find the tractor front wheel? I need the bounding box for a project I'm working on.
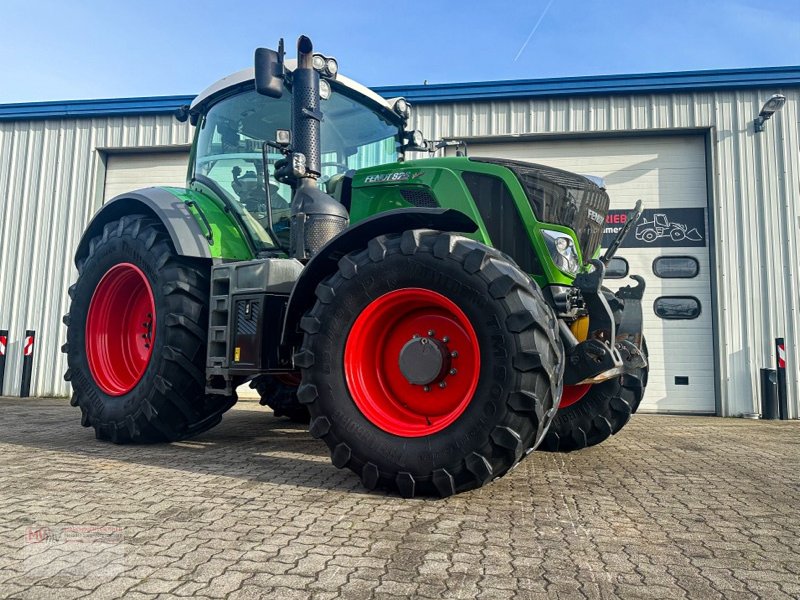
[250,374,309,423]
[541,337,649,452]
[296,230,564,497]
[63,215,235,443]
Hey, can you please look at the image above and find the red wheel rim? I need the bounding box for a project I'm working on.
[559,384,592,408]
[85,263,156,396]
[344,288,480,437]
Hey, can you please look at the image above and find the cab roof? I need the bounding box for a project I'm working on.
[190,60,399,117]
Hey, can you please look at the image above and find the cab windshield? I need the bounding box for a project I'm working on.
[193,87,399,250]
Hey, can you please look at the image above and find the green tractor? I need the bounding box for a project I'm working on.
[63,36,648,497]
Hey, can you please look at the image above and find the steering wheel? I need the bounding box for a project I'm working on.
[320,161,349,173]
[319,161,350,184]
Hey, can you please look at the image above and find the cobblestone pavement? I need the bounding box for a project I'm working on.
[0,397,798,600]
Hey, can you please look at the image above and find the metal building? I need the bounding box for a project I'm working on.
[0,66,798,418]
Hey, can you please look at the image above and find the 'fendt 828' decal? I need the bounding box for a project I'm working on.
[363,171,424,184]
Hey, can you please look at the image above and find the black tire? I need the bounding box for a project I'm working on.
[627,337,649,413]
[296,230,564,498]
[250,375,310,423]
[63,214,235,443]
[541,337,649,453]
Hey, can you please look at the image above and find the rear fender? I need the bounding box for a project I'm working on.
[281,208,478,348]
[75,187,254,265]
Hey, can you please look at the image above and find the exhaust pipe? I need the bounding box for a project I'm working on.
[293,35,321,178]
[288,35,348,260]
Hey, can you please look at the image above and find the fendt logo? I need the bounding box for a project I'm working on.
[363,171,423,184]
[586,208,605,225]
[0,335,6,357]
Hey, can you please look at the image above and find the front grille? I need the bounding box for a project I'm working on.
[470,157,610,261]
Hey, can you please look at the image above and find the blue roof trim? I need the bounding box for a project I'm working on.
[375,65,800,103]
[0,95,195,120]
[1,66,798,120]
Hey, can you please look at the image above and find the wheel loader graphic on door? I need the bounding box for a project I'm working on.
[635,212,702,243]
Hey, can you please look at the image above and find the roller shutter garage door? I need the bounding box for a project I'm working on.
[467,135,715,413]
[103,151,190,201]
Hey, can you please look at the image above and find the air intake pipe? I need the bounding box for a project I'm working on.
[289,35,349,260]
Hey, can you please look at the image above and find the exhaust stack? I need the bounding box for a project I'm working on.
[287,36,349,259]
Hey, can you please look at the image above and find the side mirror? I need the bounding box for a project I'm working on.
[254,43,284,98]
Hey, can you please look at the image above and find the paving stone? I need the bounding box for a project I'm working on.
[0,397,798,600]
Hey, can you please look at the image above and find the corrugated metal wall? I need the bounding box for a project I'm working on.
[411,89,800,417]
[0,115,192,397]
[1,89,797,418]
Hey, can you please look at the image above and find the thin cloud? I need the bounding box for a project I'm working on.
[514,0,556,62]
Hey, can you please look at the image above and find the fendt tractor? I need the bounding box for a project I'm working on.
[63,37,649,498]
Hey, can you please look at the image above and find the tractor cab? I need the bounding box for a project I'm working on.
[186,61,408,252]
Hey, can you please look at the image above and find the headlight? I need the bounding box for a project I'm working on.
[325,57,338,77]
[319,79,331,100]
[311,54,338,79]
[542,229,580,275]
[312,54,326,71]
[393,97,411,119]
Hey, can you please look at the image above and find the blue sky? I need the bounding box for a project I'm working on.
[1,0,798,103]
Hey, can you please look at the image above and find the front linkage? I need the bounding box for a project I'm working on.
[559,200,648,386]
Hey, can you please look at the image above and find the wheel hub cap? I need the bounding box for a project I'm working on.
[398,336,451,386]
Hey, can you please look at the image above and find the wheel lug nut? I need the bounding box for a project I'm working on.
[449,368,457,376]
[439,381,447,389]
[442,336,449,343]
[427,330,435,337]
[451,351,458,358]
[412,333,420,339]
[423,385,430,392]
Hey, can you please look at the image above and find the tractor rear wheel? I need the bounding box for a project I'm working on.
[296,230,564,497]
[541,337,649,452]
[63,215,235,443]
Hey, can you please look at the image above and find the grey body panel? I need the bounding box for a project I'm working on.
[75,187,211,263]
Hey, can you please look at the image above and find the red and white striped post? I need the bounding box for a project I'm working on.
[0,329,8,395]
[776,338,788,420]
[20,330,35,398]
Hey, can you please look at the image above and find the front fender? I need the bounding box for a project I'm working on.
[281,207,477,347]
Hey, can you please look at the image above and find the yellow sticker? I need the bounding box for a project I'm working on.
[234,347,241,362]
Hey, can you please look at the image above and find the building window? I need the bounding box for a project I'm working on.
[654,296,701,320]
[605,257,629,279]
[653,256,699,278]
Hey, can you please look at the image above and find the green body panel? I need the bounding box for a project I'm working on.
[160,186,254,261]
[350,157,582,287]
[162,154,586,284]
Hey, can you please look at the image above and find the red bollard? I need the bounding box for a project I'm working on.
[20,330,35,398]
[0,329,7,395]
